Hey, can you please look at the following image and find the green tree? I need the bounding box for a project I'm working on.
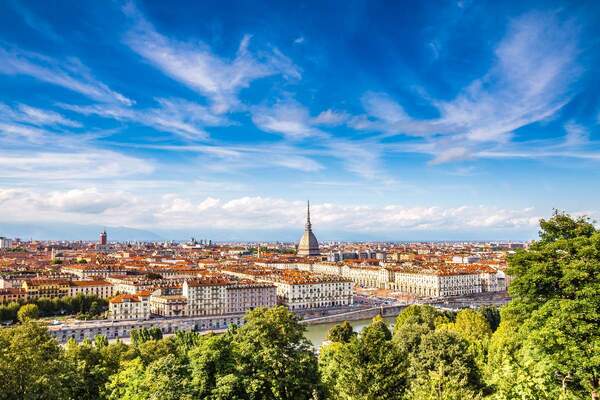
[407,330,485,399]
[394,304,448,335]
[130,327,163,346]
[406,364,482,400]
[64,335,127,400]
[141,354,192,400]
[0,322,75,399]
[105,358,147,400]
[479,306,501,332]
[17,303,39,322]
[189,333,243,399]
[320,315,407,400]
[327,320,356,343]
[441,308,492,369]
[488,211,600,399]
[232,306,323,400]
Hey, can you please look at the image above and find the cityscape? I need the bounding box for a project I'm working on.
[1,202,512,344]
[1,1,599,399]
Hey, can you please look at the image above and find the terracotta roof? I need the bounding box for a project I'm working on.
[109,294,140,303]
[70,280,111,287]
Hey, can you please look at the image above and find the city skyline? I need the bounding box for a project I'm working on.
[1,1,600,240]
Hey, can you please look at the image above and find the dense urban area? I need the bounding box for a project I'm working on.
[1,210,598,399]
[1,204,512,342]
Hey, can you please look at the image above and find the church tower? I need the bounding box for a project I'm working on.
[297,201,320,256]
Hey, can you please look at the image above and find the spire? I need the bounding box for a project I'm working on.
[305,200,312,231]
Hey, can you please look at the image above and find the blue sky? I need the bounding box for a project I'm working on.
[0,0,599,241]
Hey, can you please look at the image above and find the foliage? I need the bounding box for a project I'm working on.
[393,304,449,335]
[489,211,600,399]
[0,212,598,400]
[0,322,76,399]
[232,306,323,400]
[320,315,407,400]
[440,308,492,369]
[0,294,108,323]
[479,306,501,332]
[17,303,39,322]
[130,326,163,346]
[406,330,485,397]
[327,320,356,343]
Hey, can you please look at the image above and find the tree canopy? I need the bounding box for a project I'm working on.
[0,212,597,400]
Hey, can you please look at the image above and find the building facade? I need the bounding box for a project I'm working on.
[108,293,150,320]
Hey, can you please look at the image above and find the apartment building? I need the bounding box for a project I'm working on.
[183,276,229,316]
[0,288,27,303]
[225,280,277,314]
[22,279,70,299]
[272,271,354,310]
[108,292,150,320]
[62,265,129,279]
[69,280,114,299]
[149,294,188,317]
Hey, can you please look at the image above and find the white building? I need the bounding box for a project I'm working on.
[108,292,150,320]
[182,277,277,316]
[269,272,353,310]
[0,237,12,249]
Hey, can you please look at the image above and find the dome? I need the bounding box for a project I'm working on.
[298,230,320,256]
[297,201,320,256]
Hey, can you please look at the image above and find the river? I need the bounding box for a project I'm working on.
[303,316,396,348]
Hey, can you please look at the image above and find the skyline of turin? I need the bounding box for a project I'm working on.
[1,1,600,240]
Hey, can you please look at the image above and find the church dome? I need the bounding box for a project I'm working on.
[297,201,320,256]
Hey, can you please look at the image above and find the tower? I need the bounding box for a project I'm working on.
[297,201,320,256]
[99,229,107,246]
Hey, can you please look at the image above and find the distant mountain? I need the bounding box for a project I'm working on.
[0,222,163,241]
[0,222,535,242]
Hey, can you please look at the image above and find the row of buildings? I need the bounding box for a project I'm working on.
[0,278,114,303]
[106,267,353,320]
[257,261,503,298]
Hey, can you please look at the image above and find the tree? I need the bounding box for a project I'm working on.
[394,304,448,335]
[320,315,407,400]
[489,211,600,399]
[0,322,75,399]
[479,306,501,332]
[407,330,485,399]
[232,306,323,400]
[0,302,20,322]
[64,335,127,400]
[327,320,356,343]
[406,364,482,400]
[105,358,147,400]
[17,303,39,322]
[189,333,243,399]
[441,309,492,369]
[141,354,192,400]
[131,327,163,346]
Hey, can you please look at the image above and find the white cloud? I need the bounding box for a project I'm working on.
[0,190,546,234]
[250,100,387,179]
[61,98,228,140]
[38,188,131,214]
[0,122,48,142]
[0,103,80,128]
[252,100,324,139]
[0,47,132,105]
[352,11,583,164]
[563,122,589,147]
[312,109,349,126]
[0,150,154,180]
[123,3,300,113]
